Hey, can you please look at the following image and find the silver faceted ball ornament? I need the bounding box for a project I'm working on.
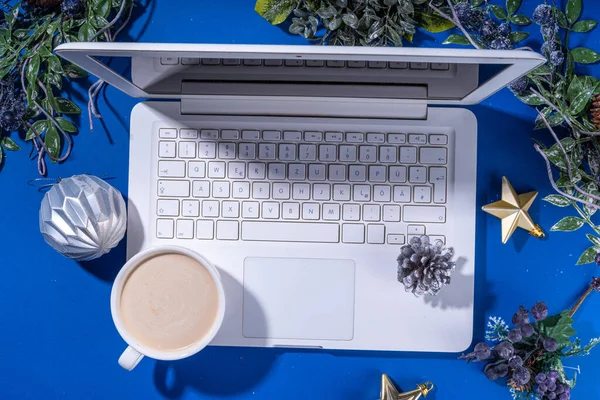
[39,174,127,261]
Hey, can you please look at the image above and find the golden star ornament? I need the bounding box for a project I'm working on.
[379,374,434,400]
[482,176,545,244]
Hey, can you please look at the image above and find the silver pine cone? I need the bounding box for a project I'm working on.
[397,235,456,297]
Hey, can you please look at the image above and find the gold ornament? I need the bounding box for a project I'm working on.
[481,176,545,244]
[379,374,433,400]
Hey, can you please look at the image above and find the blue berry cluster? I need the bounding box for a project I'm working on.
[61,0,85,18]
[535,371,571,400]
[0,79,26,132]
[534,4,565,67]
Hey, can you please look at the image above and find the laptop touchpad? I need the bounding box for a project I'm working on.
[243,257,355,341]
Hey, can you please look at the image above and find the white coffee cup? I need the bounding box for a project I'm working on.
[110,246,226,370]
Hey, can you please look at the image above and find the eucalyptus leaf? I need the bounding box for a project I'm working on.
[94,0,111,18]
[566,0,582,25]
[569,90,593,115]
[516,92,545,106]
[55,117,77,133]
[571,48,600,64]
[508,31,529,44]
[442,34,470,45]
[255,0,295,25]
[577,246,598,265]
[511,14,532,26]
[54,98,81,115]
[555,8,569,29]
[342,12,359,29]
[78,22,96,42]
[63,63,88,79]
[26,54,40,85]
[414,10,454,33]
[543,194,571,207]
[506,0,521,16]
[586,234,600,246]
[572,20,598,33]
[25,120,49,141]
[0,137,20,151]
[44,126,61,161]
[551,216,585,232]
[46,55,63,74]
[471,0,484,5]
[489,5,507,20]
[567,76,584,102]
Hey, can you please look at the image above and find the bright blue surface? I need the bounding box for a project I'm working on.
[1,1,600,399]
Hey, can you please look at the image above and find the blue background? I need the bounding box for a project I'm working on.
[1,0,600,399]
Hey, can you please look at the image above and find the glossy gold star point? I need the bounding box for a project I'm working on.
[379,374,433,400]
[482,177,545,244]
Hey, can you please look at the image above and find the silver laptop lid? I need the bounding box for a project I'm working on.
[56,43,545,105]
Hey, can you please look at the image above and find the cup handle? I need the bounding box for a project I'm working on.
[119,346,144,371]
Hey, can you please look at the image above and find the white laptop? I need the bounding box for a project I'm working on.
[56,43,544,352]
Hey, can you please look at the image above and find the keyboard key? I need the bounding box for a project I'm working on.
[212,181,230,198]
[259,143,276,160]
[253,182,270,199]
[157,199,179,216]
[302,203,320,220]
[379,146,397,163]
[192,181,210,198]
[156,219,174,238]
[288,164,307,180]
[248,163,266,179]
[388,133,406,144]
[241,221,339,242]
[182,200,200,217]
[283,131,302,141]
[243,59,262,66]
[342,204,360,221]
[430,167,447,204]
[285,59,304,67]
[308,164,326,181]
[242,201,260,218]
[393,185,411,203]
[326,60,345,68]
[158,180,189,197]
[329,165,346,182]
[305,131,323,142]
[282,202,300,220]
[180,128,198,139]
[159,128,177,138]
[223,59,241,66]
[346,133,364,143]
[368,61,386,69]
[373,185,391,202]
[410,62,429,70]
[216,220,239,240]
[403,205,446,223]
[268,163,286,180]
[160,57,178,65]
[407,225,425,235]
[389,62,408,69]
[263,130,281,140]
[431,63,450,71]
[429,134,448,145]
[279,143,297,160]
[202,200,220,217]
[387,234,405,244]
[367,224,385,244]
[208,161,226,178]
[408,134,427,144]
[239,143,257,160]
[176,219,194,239]
[292,183,310,200]
[196,220,214,240]
[199,142,216,159]
[389,166,407,183]
[228,162,246,179]
[349,165,366,182]
[319,145,336,161]
[363,204,381,221]
[201,58,220,65]
[325,132,343,142]
[347,60,366,68]
[399,147,417,163]
[409,167,427,183]
[201,129,219,140]
[273,182,291,200]
[322,203,340,220]
[264,59,283,66]
[313,184,331,200]
[420,147,448,165]
[219,143,236,159]
[353,185,371,202]
[222,201,240,218]
[299,144,317,161]
[305,60,325,67]
[414,186,432,203]
[158,160,185,178]
[367,133,385,143]
[188,161,206,178]
[333,184,351,201]
[383,205,401,222]
[232,181,250,199]
[339,145,357,162]
[342,224,365,243]
[369,166,386,182]
[242,130,260,140]
[262,202,280,219]
[179,141,196,158]
[158,141,176,158]
[221,129,240,140]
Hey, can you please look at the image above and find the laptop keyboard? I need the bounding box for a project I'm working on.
[155,127,449,245]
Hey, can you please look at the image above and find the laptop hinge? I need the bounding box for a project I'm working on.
[180,96,428,120]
